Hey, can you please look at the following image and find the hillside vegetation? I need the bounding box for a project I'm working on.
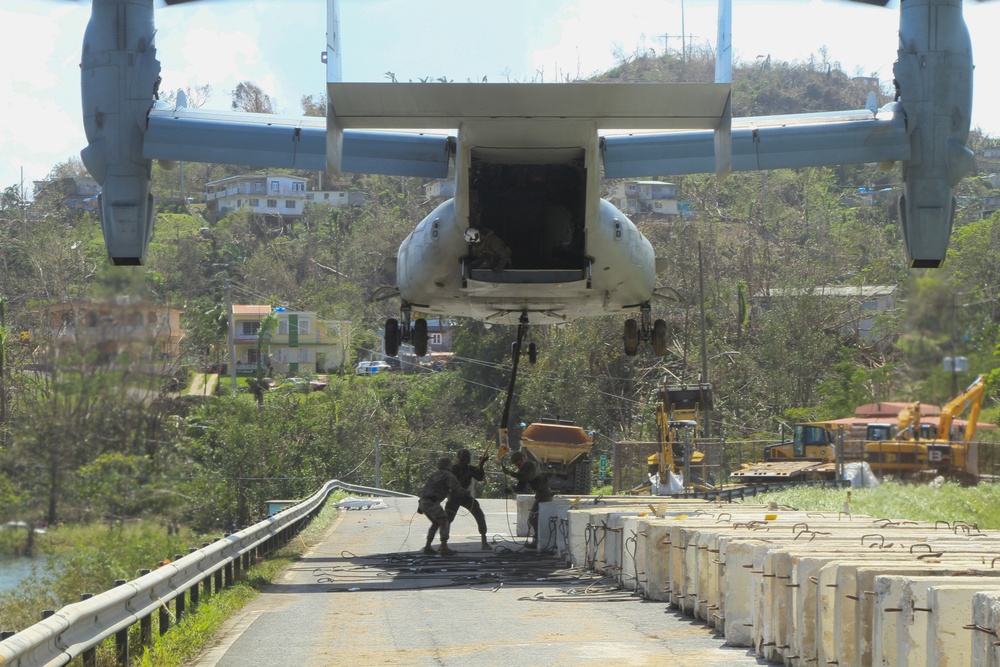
[0,49,998,540]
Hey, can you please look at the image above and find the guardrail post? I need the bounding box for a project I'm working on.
[214,567,223,592]
[187,549,200,609]
[79,594,97,666]
[201,543,213,599]
[136,573,152,648]
[225,560,234,587]
[233,553,242,582]
[159,600,170,636]
[113,579,129,666]
[243,550,251,571]
[173,556,186,620]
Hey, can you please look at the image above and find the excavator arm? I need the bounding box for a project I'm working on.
[938,375,986,442]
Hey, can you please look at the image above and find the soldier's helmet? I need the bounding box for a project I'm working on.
[438,457,452,470]
[457,448,471,463]
[510,451,526,465]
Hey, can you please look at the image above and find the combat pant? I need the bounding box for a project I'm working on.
[419,497,449,542]
[445,494,487,536]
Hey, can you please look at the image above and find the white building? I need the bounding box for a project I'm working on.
[751,285,897,343]
[206,174,360,219]
[607,181,679,216]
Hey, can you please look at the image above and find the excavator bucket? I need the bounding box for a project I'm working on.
[658,384,714,414]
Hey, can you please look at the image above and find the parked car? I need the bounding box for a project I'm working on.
[356,360,391,376]
[281,377,328,392]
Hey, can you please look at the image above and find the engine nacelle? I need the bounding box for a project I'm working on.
[80,0,160,265]
[894,0,974,268]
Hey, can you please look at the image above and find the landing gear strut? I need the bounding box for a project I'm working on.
[384,304,429,357]
[623,303,667,357]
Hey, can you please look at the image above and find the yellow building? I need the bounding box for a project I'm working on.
[231,305,350,375]
[27,298,185,374]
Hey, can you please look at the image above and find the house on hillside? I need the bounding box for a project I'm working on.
[980,195,1000,219]
[205,174,365,220]
[230,305,351,376]
[378,318,457,371]
[31,177,101,213]
[607,181,679,216]
[231,305,274,376]
[751,285,897,344]
[27,297,185,374]
[268,308,351,374]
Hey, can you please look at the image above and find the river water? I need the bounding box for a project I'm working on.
[0,555,49,593]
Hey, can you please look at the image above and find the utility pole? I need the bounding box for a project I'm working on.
[951,291,958,397]
[698,243,710,438]
[226,280,237,389]
[681,0,686,62]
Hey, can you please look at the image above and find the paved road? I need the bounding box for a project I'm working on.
[193,498,769,667]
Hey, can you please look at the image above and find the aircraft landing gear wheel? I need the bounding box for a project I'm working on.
[413,318,428,357]
[623,319,639,356]
[652,319,667,357]
[528,342,537,365]
[384,318,400,357]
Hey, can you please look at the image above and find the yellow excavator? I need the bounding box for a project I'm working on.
[863,375,987,483]
[643,383,713,494]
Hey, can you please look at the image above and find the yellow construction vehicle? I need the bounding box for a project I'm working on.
[863,375,987,482]
[764,423,837,462]
[518,419,595,495]
[644,383,713,493]
[731,422,841,482]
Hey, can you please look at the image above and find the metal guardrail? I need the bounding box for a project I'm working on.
[0,479,413,667]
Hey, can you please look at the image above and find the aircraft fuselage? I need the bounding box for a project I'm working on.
[395,108,657,325]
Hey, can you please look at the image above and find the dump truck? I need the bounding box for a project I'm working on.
[517,419,594,494]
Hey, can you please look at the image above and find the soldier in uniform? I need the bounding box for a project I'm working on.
[502,450,553,549]
[467,227,512,271]
[418,457,469,556]
[427,448,491,550]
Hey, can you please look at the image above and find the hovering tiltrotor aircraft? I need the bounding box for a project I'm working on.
[80,0,975,356]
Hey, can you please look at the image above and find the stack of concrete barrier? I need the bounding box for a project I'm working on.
[528,496,1000,666]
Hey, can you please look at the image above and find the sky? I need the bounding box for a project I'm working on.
[1,0,998,192]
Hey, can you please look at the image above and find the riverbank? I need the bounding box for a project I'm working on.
[0,521,198,633]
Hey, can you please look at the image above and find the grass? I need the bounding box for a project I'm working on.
[746,481,1000,530]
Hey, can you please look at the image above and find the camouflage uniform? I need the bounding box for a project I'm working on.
[505,455,553,544]
[418,468,468,544]
[445,460,488,536]
[472,229,512,271]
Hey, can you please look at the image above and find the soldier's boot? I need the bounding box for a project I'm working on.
[439,541,457,557]
[422,544,436,555]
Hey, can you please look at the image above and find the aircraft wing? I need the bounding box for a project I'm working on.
[145,106,452,179]
[325,81,734,174]
[602,103,910,177]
